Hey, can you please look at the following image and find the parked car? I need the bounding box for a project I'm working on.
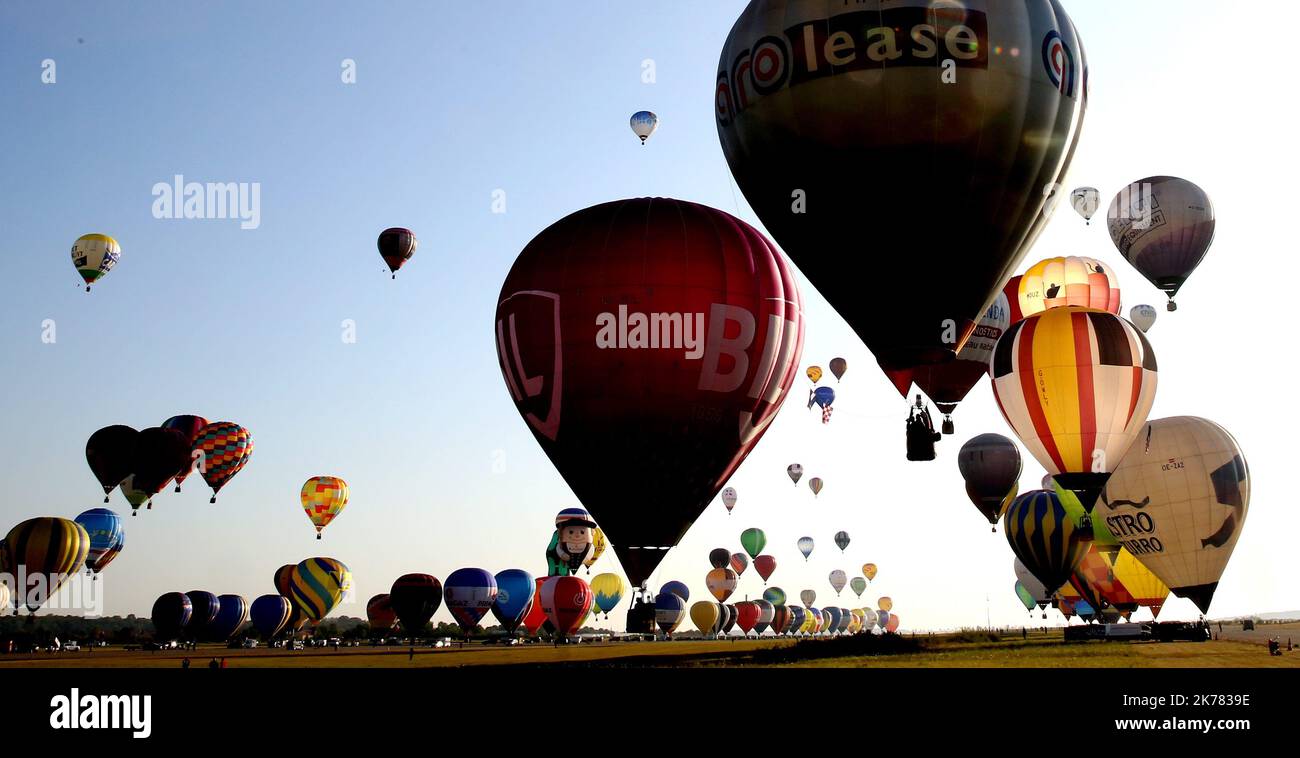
[62,641,81,652]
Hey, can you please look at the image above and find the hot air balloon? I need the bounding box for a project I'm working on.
[717,0,1088,378]
[824,607,843,635]
[895,292,1011,435]
[753,555,777,584]
[735,601,760,636]
[250,595,291,639]
[799,590,816,609]
[886,615,901,634]
[740,528,766,559]
[589,572,624,619]
[763,587,786,607]
[273,564,295,599]
[185,591,221,639]
[444,568,498,635]
[583,527,607,573]
[991,307,1158,512]
[787,606,806,635]
[850,577,867,599]
[808,478,823,497]
[660,580,690,603]
[288,557,352,621]
[812,386,836,423]
[193,422,253,503]
[787,463,803,485]
[74,508,124,576]
[207,595,248,641]
[829,358,847,382]
[629,110,659,144]
[1099,417,1248,614]
[654,592,686,635]
[834,531,850,553]
[1129,305,1157,334]
[708,548,730,569]
[366,594,397,632]
[1015,581,1037,613]
[1108,177,1214,311]
[1014,558,1052,616]
[71,233,121,291]
[495,198,803,598]
[123,427,192,513]
[957,433,1023,530]
[2,518,89,613]
[729,552,748,575]
[521,578,549,637]
[1110,548,1170,619]
[1004,490,1090,595]
[877,597,894,614]
[797,536,814,561]
[160,415,208,491]
[771,604,791,635]
[1018,256,1121,317]
[1070,187,1101,224]
[151,592,192,640]
[721,603,739,635]
[540,576,593,636]
[300,476,349,539]
[828,571,847,596]
[862,564,877,582]
[752,599,775,635]
[862,608,878,631]
[691,601,721,636]
[378,227,417,279]
[806,366,823,384]
[706,567,738,603]
[85,425,138,503]
[486,569,535,633]
[721,487,738,515]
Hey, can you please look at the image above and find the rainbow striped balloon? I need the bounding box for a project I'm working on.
[301,476,349,539]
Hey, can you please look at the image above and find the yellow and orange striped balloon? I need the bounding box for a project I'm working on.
[301,476,349,539]
[288,557,352,621]
[991,307,1157,511]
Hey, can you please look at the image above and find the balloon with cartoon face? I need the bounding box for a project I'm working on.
[546,507,599,576]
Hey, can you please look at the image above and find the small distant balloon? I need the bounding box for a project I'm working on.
[721,486,738,514]
[1130,304,1158,333]
[808,478,823,497]
[787,463,803,485]
[829,357,847,381]
[71,233,120,292]
[797,536,814,561]
[1070,187,1101,224]
[629,110,659,144]
[377,227,417,279]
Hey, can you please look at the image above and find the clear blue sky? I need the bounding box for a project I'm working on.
[0,1,1293,630]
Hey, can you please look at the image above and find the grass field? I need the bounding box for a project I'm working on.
[2,629,1296,668]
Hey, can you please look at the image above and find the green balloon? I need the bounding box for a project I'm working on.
[740,528,767,559]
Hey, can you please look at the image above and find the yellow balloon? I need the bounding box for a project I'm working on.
[862,563,877,581]
[806,366,823,384]
[878,596,893,612]
[301,476,349,538]
[590,571,625,616]
[690,601,720,635]
[584,527,607,568]
[1018,256,1121,317]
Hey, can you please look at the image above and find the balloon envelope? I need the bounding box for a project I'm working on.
[691,600,721,635]
[540,576,593,636]
[71,233,121,289]
[1004,490,1089,595]
[716,0,1088,373]
[787,464,803,484]
[444,568,498,633]
[492,569,536,633]
[1100,416,1248,613]
[991,307,1158,512]
[378,227,417,275]
[1130,305,1158,333]
[1108,177,1214,310]
[706,567,738,603]
[495,198,804,587]
[75,508,124,574]
[366,594,398,631]
[2,518,89,611]
[85,425,138,500]
[250,595,292,638]
[654,592,686,634]
[208,595,248,640]
[288,558,352,621]
[151,592,192,640]
[753,555,777,583]
[957,433,1023,526]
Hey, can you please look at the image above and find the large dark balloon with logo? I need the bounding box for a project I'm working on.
[86,425,138,501]
[389,574,443,637]
[716,0,1088,376]
[151,592,193,641]
[495,198,805,589]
